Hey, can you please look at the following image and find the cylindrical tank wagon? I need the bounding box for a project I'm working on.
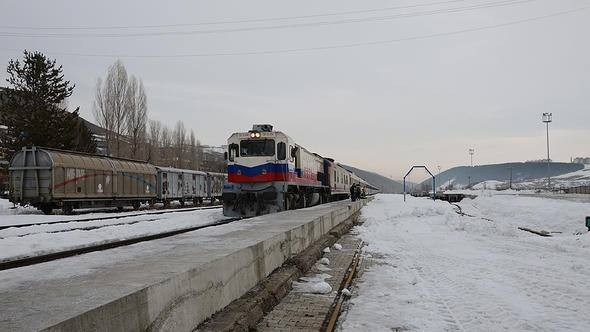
[9,147,156,214]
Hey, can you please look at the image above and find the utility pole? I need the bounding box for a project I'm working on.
[469,148,475,167]
[508,166,513,189]
[437,165,441,193]
[542,113,552,189]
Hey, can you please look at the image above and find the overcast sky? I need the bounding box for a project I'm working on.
[1,0,588,180]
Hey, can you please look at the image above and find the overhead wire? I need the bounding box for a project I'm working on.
[0,0,537,38]
[0,5,585,58]
[0,0,509,30]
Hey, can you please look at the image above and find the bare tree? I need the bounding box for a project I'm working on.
[125,76,148,159]
[188,130,198,170]
[196,139,203,170]
[92,78,113,155]
[161,125,172,167]
[146,119,161,164]
[173,121,186,168]
[93,60,128,157]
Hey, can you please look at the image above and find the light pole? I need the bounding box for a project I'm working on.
[542,113,552,189]
[469,148,475,167]
[437,165,441,193]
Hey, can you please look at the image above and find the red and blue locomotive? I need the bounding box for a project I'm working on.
[222,124,371,217]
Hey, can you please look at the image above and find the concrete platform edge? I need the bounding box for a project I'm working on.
[41,199,369,332]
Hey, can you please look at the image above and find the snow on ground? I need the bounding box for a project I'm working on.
[0,198,38,216]
[0,208,223,263]
[471,180,506,190]
[340,194,590,331]
[0,197,209,227]
[293,273,333,294]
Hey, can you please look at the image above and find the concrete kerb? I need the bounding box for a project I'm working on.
[41,199,370,332]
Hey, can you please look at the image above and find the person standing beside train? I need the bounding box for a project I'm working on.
[350,184,357,201]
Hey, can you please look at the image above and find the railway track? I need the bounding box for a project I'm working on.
[0,216,241,272]
[1,218,163,239]
[0,205,222,230]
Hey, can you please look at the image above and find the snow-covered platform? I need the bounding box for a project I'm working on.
[0,199,367,332]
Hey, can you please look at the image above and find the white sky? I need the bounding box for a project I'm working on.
[0,0,588,179]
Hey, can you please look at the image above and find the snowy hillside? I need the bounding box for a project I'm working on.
[422,162,583,190]
[512,165,590,189]
[341,164,403,193]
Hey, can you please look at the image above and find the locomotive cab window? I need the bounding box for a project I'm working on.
[277,142,287,160]
[229,144,239,161]
[240,139,275,157]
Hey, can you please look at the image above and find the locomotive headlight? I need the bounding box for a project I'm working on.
[255,132,261,138]
[250,132,256,138]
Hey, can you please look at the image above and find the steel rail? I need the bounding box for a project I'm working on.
[323,241,363,332]
[0,205,222,230]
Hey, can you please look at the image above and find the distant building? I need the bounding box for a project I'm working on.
[0,87,9,163]
[572,157,590,165]
[81,119,110,155]
[200,145,226,173]
[0,87,9,193]
[525,159,552,163]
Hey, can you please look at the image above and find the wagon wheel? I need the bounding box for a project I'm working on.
[62,204,74,215]
[40,205,53,215]
[132,201,141,210]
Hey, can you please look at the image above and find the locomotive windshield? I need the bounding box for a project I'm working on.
[240,139,275,157]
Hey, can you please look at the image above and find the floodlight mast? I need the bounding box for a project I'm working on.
[469,148,475,167]
[542,113,552,189]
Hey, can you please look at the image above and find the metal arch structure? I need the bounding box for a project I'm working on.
[403,165,436,202]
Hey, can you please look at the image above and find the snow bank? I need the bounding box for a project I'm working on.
[340,194,590,331]
[0,198,39,216]
[459,194,590,236]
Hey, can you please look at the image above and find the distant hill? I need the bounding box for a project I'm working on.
[421,162,584,190]
[341,164,403,193]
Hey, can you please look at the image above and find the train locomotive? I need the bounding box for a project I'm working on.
[8,146,226,214]
[222,124,377,217]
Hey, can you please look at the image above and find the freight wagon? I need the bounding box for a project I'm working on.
[9,147,229,214]
[156,167,208,206]
[9,147,156,214]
